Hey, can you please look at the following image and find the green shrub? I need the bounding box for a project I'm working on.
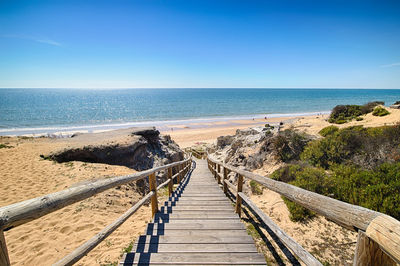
[282,197,315,222]
[272,165,333,221]
[328,105,363,124]
[273,129,310,162]
[355,117,363,121]
[273,162,400,221]
[301,125,400,169]
[271,164,304,183]
[328,102,385,124]
[318,126,339,137]
[361,101,384,114]
[331,163,400,220]
[249,180,263,195]
[372,106,390,117]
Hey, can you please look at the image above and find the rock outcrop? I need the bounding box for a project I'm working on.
[48,127,184,171]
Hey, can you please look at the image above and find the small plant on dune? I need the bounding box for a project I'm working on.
[249,180,263,195]
[372,106,390,117]
[318,125,339,137]
[0,143,13,149]
[122,241,134,253]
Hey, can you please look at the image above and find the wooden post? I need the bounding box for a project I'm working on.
[148,173,158,217]
[168,167,173,197]
[353,230,396,266]
[0,230,10,266]
[178,164,182,183]
[223,168,228,193]
[217,164,220,176]
[235,174,244,217]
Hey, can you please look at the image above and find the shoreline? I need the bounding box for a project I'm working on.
[0,110,330,137]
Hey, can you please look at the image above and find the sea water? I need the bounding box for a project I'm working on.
[1,88,400,136]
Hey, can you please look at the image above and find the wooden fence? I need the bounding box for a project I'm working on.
[0,157,192,266]
[207,156,400,266]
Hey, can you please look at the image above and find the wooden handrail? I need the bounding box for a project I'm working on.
[208,156,379,231]
[207,156,400,264]
[0,158,191,231]
[0,157,192,266]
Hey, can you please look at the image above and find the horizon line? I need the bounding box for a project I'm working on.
[1,87,400,90]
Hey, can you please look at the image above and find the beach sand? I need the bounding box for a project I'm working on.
[1,107,399,265]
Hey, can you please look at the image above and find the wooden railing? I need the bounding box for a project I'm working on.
[189,148,207,159]
[207,156,400,266]
[0,157,193,266]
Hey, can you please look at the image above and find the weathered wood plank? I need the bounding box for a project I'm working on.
[121,252,266,265]
[135,234,255,244]
[159,209,238,216]
[142,229,250,237]
[224,179,237,192]
[365,215,400,264]
[156,213,238,219]
[168,168,173,197]
[164,202,232,207]
[54,191,155,266]
[149,173,159,217]
[235,174,243,217]
[176,197,228,201]
[133,243,258,253]
[0,230,10,266]
[161,205,233,210]
[353,230,397,266]
[147,222,243,230]
[239,192,322,266]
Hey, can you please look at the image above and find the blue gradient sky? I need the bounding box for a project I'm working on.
[1,0,399,88]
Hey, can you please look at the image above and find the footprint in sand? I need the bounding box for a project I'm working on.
[75,223,94,232]
[60,226,72,234]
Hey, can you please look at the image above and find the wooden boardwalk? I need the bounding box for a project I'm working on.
[120,159,266,265]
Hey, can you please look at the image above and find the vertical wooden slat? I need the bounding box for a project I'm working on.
[148,173,158,217]
[235,174,244,217]
[353,230,396,266]
[223,168,228,194]
[0,230,10,266]
[177,165,181,184]
[168,167,173,197]
[214,163,217,181]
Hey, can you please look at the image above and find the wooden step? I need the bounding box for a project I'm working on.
[160,208,234,213]
[135,234,255,244]
[167,201,232,206]
[146,221,244,231]
[132,243,258,253]
[161,205,233,211]
[154,213,238,220]
[140,229,250,237]
[120,252,267,265]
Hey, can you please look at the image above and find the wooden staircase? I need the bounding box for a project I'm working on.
[120,159,266,265]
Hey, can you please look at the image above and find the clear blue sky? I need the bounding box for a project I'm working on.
[0,0,399,88]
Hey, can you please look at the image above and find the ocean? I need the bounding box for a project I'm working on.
[1,88,400,136]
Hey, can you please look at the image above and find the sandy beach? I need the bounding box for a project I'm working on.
[1,107,399,265]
